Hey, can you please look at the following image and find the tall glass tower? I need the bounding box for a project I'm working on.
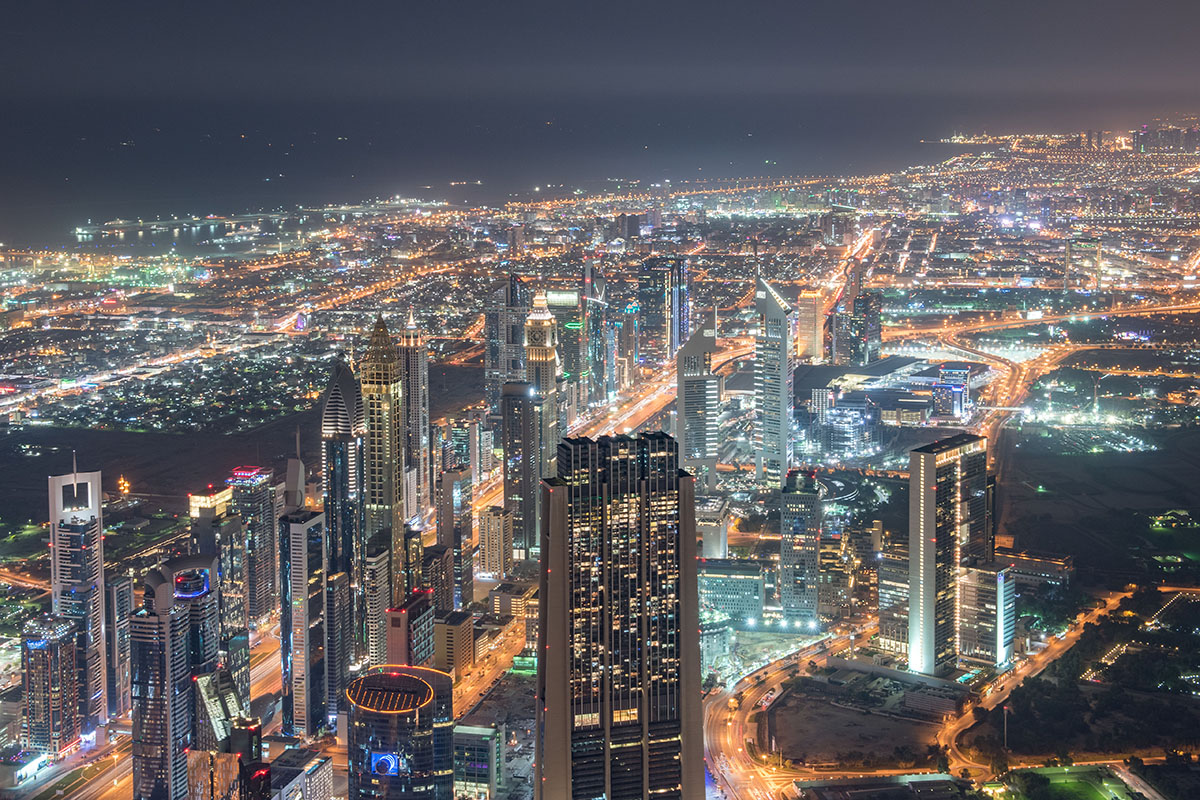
[536,433,702,800]
[397,311,431,519]
[754,278,795,488]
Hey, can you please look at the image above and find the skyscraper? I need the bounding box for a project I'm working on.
[362,316,408,602]
[398,311,432,520]
[501,382,538,562]
[346,666,454,800]
[754,278,795,488]
[279,473,328,738]
[780,469,822,630]
[907,433,988,676]
[483,273,531,416]
[537,433,702,800]
[48,464,108,732]
[525,290,561,475]
[22,615,79,757]
[636,255,690,368]
[832,291,882,366]
[479,506,513,580]
[958,563,1016,669]
[190,496,250,708]
[132,559,216,800]
[436,468,473,609]
[795,290,825,363]
[363,532,393,667]
[675,306,720,489]
[104,576,133,720]
[545,287,587,418]
[320,358,367,659]
[583,260,608,407]
[227,466,276,626]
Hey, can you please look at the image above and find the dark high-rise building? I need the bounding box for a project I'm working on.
[362,316,408,603]
[170,555,221,679]
[105,575,134,719]
[908,433,988,676]
[636,256,690,368]
[22,615,79,757]
[501,382,539,562]
[193,668,248,753]
[484,274,532,415]
[583,260,608,406]
[780,469,822,630]
[239,762,272,800]
[190,495,250,708]
[422,544,454,614]
[346,666,454,800]
[536,433,702,800]
[545,287,587,416]
[49,465,108,732]
[320,358,367,660]
[325,571,351,722]
[227,466,276,625]
[436,469,473,609]
[398,312,432,519]
[832,291,882,367]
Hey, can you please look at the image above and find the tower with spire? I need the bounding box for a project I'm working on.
[397,310,431,520]
[360,316,408,603]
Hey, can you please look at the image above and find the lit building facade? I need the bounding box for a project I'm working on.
[398,312,432,519]
[780,469,822,629]
[676,306,720,489]
[536,433,702,800]
[22,615,79,757]
[484,274,531,416]
[958,563,1016,669]
[436,469,473,609]
[636,256,690,368]
[479,506,513,580]
[362,316,408,602]
[227,466,276,625]
[754,279,795,487]
[279,508,327,737]
[500,382,539,562]
[105,576,134,719]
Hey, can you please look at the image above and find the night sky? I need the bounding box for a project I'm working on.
[3,1,1200,244]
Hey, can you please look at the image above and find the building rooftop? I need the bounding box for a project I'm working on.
[345,672,434,714]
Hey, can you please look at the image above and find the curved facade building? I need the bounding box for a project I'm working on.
[346,666,453,800]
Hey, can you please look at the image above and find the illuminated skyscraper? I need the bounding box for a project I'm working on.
[537,433,702,800]
[754,278,795,488]
[363,533,393,667]
[675,306,720,489]
[795,290,825,363]
[907,433,988,676]
[227,466,276,625]
[22,615,79,757]
[636,256,690,368]
[398,311,432,519]
[190,493,250,708]
[832,291,882,366]
[320,358,366,659]
[583,260,608,406]
[780,469,822,629]
[484,274,531,415]
[346,667,454,800]
[957,563,1015,669]
[526,290,561,477]
[48,463,108,732]
[279,459,328,738]
[501,383,539,563]
[362,316,408,602]
[436,468,473,609]
[479,506,513,580]
[546,287,587,418]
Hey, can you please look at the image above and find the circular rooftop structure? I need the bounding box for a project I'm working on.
[346,671,434,714]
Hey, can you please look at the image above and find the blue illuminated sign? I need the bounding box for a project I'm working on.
[370,753,408,776]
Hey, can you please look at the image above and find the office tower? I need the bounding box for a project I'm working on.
[271,749,333,800]
[484,273,532,415]
[325,571,351,723]
[526,290,561,463]
[22,615,79,757]
[386,589,435,667]
[230,716,262,762]
[636,256,690,368]
[907,433,988,676]
[187,750,240,800]
[546,287,587,414]
[398,312,432,519]
[537,433,702,800]
[132,562,202,800]
[48,464,108,731]
[239,762,272,800]
[697,559,765,630]
[479,506,513,579]
[437,469,473,609]
[936,365,971,418]
[958,564,1016,669]
[364,532,393,667]
[279,495,327,738]
[795,290,825,362]
[105,575,133,719]
[817,531,852,621]
[227,466,276,625]
[695,495,730,559]
[346,667,454,800]
[362,316,408,602]
[501,382,538,562]
[191,499,250,708]
[854,291,882,364]
[454,724,505,800]
[400,526,424,601]
[754,279,795,488]
[194,669,248,753]
[432,611,474,676]
[676,306,720,489]
[583,260,608,406]
[423,544,455,613]
[780,469,822,629]
[320,358,367,660]
[877,537,909,655]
